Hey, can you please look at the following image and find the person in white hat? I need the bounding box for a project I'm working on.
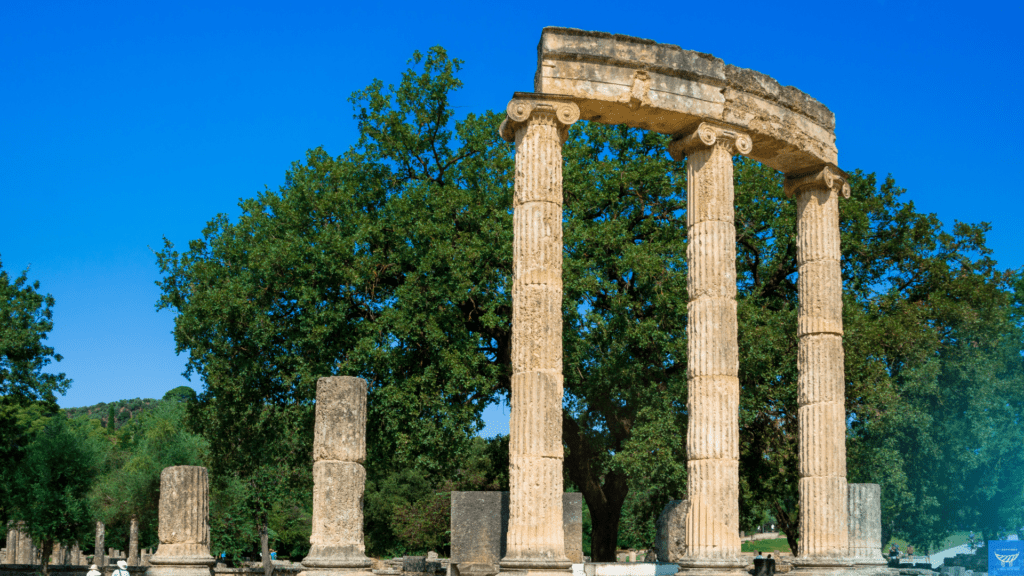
[113,560,130,576]
[87,564,102,576]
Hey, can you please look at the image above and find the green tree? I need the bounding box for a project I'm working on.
[12,416,103,576]
[0,257,71,401]
[90,398,209,555]
[153,46,1024,559]
[1,256,72,525]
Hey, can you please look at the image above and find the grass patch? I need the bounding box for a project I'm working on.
[741,538,793,554]
[883,532,971,555]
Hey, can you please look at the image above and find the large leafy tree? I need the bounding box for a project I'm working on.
[1,257,71,526]
[155,46,1023,559]
[11,416,104,575]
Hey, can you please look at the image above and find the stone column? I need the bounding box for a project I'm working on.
[18,524,35,566]
[146,466,215,576]
[96,521,106,570]
[130,515,140,566]
[497,93,579,575]
[299,376,372,576]
[848,485,886,566]
[668,122,750,573]
[785,165,851,561]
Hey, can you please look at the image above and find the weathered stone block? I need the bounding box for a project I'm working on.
[655,500,687,562]
[312,376,367,464]
[450,492,581,575]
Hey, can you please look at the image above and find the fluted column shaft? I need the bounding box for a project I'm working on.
[670,123,750,565]
[152,466,213,562]
[787,166,851,559]
[302,376,372,573]
[498,95,579,570]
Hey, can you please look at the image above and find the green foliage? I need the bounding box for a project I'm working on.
[89,399,209,552]
[63,397,160,430]
[0,257,71,401]
[11,415,103,566]
[0,397,59,525]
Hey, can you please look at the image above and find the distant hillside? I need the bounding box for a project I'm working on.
[62,386,197,430]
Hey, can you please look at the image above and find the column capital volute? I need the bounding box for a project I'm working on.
[668,121,753,161]
[499,92,581,143]
[784,164,851,199]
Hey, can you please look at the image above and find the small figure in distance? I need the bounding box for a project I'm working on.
[87,564,102,576]
[755,551,764,559]
[113,560,130,576]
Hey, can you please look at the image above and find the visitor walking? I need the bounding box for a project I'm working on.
[87,564,102,576]
[113,560,130,576]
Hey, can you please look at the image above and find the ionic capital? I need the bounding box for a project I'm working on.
[499,93,581,143]
[669,121,753,161]
[784,165,851,199]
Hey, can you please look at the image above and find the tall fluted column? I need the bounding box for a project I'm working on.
[785,165,850,561]
[669,122,750,572]
[299,376,372,576]
[497,94,579,575]
[848,484,886,566]
[147,466,214,576]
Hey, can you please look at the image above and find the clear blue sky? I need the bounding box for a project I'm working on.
[2,1,1021,438]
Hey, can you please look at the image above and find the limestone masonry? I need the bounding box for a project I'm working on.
[147,466,215,576]
[495,26,876,576]
[300,376,372,576]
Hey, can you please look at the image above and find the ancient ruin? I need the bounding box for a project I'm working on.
[499,27,862,575]
[146,466,215,576]
[848,485,887,568]
[298,376,372,576]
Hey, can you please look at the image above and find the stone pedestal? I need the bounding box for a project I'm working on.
[847,485,886,567]
[497,93,579,576]
[785,166,851,565]
[450,492,582,576]
[146,466,215,576]
[299,376,372,576]
[668,122,751,576]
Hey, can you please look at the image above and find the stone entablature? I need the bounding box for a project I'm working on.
[534,27,837,175]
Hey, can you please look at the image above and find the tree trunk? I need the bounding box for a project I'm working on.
[563,416,630,562]
[129,515,139,566]
[260,524,272,576]
[772,500,799,556]
[41,539,53,576]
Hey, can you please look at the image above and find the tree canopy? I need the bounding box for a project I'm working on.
[149,46,1024,559]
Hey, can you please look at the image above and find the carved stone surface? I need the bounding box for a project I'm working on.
[301,376,371,576]
[146,466,214,576]
[499,94,578,575]
[312,376,367,464]
[789,165,850,561]
[534,27,837,174]
[451,492,581,576]
[305,461,370,565]
[655,500,687,562]
[848,485,886,565]
[671,124,747,571]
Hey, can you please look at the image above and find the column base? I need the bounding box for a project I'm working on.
[788,557,896,576]
[499,557,573,576]
[145,566,213,576]
[299,570,373,576]
[673,557,748,576]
